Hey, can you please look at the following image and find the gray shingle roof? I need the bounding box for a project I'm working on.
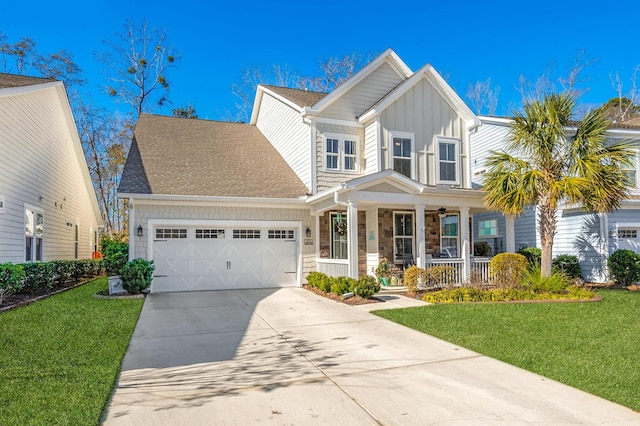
[118,114,309,198]
[0,73,56,89]
[261,85,327,108]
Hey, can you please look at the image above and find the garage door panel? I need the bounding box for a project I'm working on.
[152,225,298,292]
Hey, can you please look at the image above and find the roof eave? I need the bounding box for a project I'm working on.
[117,192,308,206]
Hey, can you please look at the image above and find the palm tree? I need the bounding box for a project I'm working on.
[483,93,635,277]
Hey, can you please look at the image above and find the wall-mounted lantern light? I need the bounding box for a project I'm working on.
[137,225,143,237]
[305,226,312,237]
[438,207,447,218]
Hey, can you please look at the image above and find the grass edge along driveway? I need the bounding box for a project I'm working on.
[374,290,640,412]
[0,277,143,425]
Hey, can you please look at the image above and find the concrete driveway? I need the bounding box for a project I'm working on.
[103,288,640,425]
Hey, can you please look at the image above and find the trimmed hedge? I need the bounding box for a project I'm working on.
[0,259,103,298]
[306,272,381,299]
[422,285,595,304]
[552,254,582,279]
[608,249,640,286]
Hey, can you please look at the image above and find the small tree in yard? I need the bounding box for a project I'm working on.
[483,93,635,277]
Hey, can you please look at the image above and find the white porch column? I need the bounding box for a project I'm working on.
[460,207,470,282]
[365,207,379,277]
[415,204,425,269]
[505,215,516,252]
[347,202,359,279]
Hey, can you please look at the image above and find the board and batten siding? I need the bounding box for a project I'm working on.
[321,61,405,120]
[379,78,462,186]
[255,92,311,190]
[132,203,315,276]
[0,85,100,262]
[315,123,364,193]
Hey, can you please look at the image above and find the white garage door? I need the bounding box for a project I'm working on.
[152,226,298,292]
[618,228,640,254]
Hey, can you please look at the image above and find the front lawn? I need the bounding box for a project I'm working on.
[374,290,640,412]
[0,277,144,425]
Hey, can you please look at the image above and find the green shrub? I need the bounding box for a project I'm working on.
[522,266,569,293]
[50,260,74,286]
[403,265,427,294]
[102,237,129,276]
[120,258,154,294]
[21,262,56,293]
[426,265,457,289]
[73,259,102,280]
[518,247,542,269]
[489,253,529,288]
[608,249,640,286]
[422,285,595,304]
[330,276,354,295]
[0,263,25,303]
[306,271,331,292]
[353,275,380,298]
[552,254,582,278]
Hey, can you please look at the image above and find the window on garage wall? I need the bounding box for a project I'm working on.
[156,229,187,239]
[233,229,261,239]
[196,229,225,239]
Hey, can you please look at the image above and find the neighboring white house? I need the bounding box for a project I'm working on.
[470,115,640,282]
[118,48,503,293]
[0,74,103,263]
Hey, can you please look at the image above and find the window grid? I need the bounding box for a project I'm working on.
[326,138,339,170]
[619,229,637,239]
[392,137,412,178]
[268,230,295,239]
[478,219,497,238]
[195,229,225,239]
[437,138,460,184]
[325,134,358,173]
[155,228,187,239]
[393,212,414,263]
[233,229,261,239]
[344,139,356,171]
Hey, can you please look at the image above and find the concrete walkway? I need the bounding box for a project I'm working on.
[103,288,640,425]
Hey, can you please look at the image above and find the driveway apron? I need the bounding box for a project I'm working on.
[103,288,640,425]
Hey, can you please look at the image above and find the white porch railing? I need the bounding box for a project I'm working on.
[425,257,492,286]
[316,258,349,277]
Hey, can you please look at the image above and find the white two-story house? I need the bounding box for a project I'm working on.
[118,49,503,292]
[470,116,640,282]
[0,74,103,263]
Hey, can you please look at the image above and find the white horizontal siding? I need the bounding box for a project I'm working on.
[364,121,378,175]
[555,211,605,282]
[470,119,511,187]
[322,62,405,120]
[0,86,100,262]
[255,93,311,190]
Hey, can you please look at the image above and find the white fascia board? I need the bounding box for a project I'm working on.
[479,115,513,126]
[311,116,364,128]
[117,193,309,208]
[311,48,413,113]
[341,169,424,193]
[0,80,62,99]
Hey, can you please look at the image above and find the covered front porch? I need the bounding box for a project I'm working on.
[307,170,516,283]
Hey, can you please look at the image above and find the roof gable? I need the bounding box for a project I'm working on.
[358,63,480,128]
[0,73,56,89]
[119,114,309,199]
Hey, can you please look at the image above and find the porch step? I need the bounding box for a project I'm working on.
[376,285,408,295]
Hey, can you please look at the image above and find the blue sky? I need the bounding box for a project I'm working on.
[2,0,639,120]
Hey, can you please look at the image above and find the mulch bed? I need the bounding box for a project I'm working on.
[0,280,89,313]
[303,285,383,305]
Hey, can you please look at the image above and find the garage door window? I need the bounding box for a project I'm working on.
[619,229,637,239]
[156,228,187,239]
[233,229,261,239]
[268,230,295,239]
[196,229,225,239]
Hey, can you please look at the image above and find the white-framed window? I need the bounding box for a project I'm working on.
[25,207,44,262]
[393,212,414,264]
[324,133,358,172]
[391,132,414,179]
[436,137,460,185]
[478,219,498,238]
[619,229,638,239]
[330,212,348,259]
[196,229,225,239]
[233,229,261,239]
[268,229,295,239]
[440,214,459,258]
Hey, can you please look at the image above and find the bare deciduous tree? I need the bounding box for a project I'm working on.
[465,78,500,115]
[98,19,178,117]
[608,66,640,122]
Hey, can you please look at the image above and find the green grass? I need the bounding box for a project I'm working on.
[374,290,640,412]
[0,278,144,425]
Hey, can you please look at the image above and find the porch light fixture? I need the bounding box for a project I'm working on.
[438,207,447,218]
[137,225,143,237]
[305,226,311,237]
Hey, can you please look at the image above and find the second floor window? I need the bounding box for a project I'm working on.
[324,134,358,172]
[437,137,460,185]
[392,133,414,179]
